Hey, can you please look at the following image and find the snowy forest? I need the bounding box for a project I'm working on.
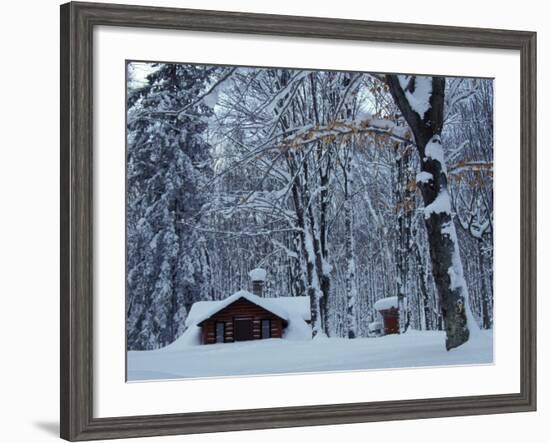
[126,61,494,357]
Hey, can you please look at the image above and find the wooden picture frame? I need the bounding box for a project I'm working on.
[60,1,537,440]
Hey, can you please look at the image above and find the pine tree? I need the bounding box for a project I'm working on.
[126,63,216,350]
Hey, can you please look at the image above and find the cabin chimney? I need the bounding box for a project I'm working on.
[249,268,267,297]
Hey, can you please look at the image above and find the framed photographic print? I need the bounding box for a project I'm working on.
[60,1,536,441]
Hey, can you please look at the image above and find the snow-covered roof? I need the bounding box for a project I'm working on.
[266,296,310,322]
[373,296,400,312]
[249,268,267,281]
[186,291,310,327]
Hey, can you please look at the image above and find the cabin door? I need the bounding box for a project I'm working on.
[234,318,254,341]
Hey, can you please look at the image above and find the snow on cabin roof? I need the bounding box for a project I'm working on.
[185,291,311,327]
[248,268,267,281]
[266,296,310,322]
[373,296,401,312]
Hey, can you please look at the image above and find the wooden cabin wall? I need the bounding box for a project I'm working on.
[200,298,285,344]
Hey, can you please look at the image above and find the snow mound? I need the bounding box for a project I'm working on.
[283,316,311,341]
[163,325,202,351]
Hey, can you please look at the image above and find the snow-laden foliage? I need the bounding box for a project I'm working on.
[126,63,221,350]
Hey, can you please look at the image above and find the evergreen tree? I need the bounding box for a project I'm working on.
[126,63,216,350]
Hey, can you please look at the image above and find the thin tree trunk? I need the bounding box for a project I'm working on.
[318,147,332,336]
[342,148,358,338]
[414,240,432,330]
[394,143,413,333]
[477,238,491,329]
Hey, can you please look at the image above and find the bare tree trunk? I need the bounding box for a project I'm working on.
[311,73,332,337]
[394,143,414,333]
[288,156,322,338]
[290,232,306,298]
[342,148,358,339]
[414,239,432,330]
[387,75,472,350]
[303,159,328,337]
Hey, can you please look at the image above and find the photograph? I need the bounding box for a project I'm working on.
[125,61,494,381]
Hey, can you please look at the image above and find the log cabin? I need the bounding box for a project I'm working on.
[186,269,310,345]
[187,291,310,344]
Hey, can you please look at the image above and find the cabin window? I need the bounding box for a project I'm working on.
[215,322,225,343]
[261,319,271,339]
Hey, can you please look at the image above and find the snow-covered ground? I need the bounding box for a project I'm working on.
[127,330,493,381]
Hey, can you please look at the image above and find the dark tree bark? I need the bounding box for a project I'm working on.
[311,74,332,336]
[477,238,492,329]
[288,156,322,338]
[413,239,432,330]
[393,143,414,333]
[341,145,358,339]
[386,75,471,350]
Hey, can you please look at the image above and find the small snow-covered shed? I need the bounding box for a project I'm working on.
[187,290,310,344]
[373,296,401,335]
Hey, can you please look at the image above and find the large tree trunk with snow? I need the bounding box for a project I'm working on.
[386,75,471,350]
